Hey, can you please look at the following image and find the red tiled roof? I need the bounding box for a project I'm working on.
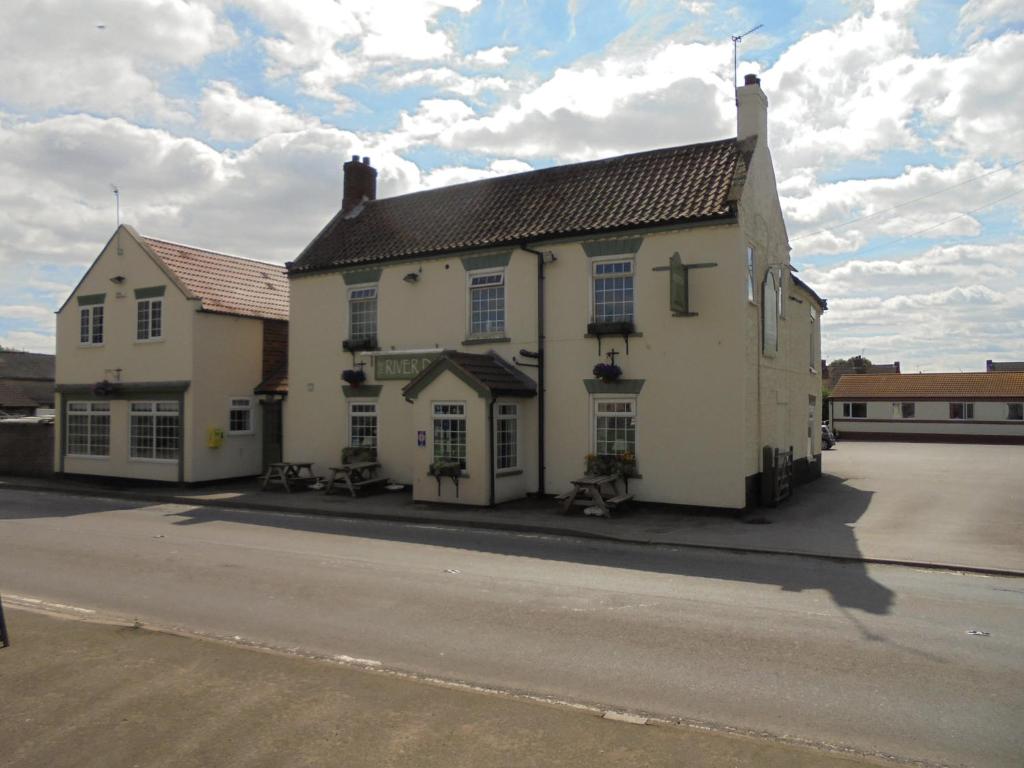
[255,365,288,395]
[292,138,743,273]
[832,372,1024,400]
[143,237,289,321]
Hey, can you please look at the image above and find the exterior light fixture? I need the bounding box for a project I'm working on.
[110,275,126,284]
[403,272,419,284]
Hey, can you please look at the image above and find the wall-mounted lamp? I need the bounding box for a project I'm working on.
[403,272,420,284]
[110,275,126,284]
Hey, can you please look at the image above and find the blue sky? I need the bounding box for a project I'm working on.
[1,0,1022,371]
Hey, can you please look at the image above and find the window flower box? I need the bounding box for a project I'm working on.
[343,337,378,352]
[584,452,638,478]
[587,320,635,337]
[429,458,462,478]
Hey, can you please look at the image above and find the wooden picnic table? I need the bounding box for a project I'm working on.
[325,461,387,497]
[261,461,317,492]
[557,473,633,517]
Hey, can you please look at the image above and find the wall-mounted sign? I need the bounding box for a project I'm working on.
[374,352,442,380]
[417,430,426,447]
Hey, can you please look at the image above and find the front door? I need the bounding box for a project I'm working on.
[261,399,283,470]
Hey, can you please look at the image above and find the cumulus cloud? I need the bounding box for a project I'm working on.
[388,68,511,98]
[958,0,1024,42]
[199,82,310,142]
[466,45,519,66]
[420,158,533,188]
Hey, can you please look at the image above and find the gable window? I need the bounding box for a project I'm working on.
[842,402,867,418]
[592,259,634,323]
[80,306,104,345]
[433,402,467,471]
[1008,403,1023,421]
[130,401,180,460]
[228,397,253,434]
[746,247,755,303]
[949,402,974,420]
[495,404,518,471]
[762,272,778,355]
[808,307,816,371]
[348,286,378,345]
[892,402,915,419]
[136,298,163,341]
[594,399,636,458]
[66,401,110,457]
[468,270,505,336]
[350,402,378,449]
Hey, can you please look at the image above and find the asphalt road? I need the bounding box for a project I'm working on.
[2,488,1022,768]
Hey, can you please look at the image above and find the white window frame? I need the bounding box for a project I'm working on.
[66,401,110,458]
[228,397,254,435]
[136,297,163,342]
[432,401,468,473]
[949,402,974,420]
[592,396,638,459]
[842,402,867,419]
[494,403,518,472]
[746,246,755,304]
[349,400,378,451]
[129,400,181,462]
[590,256,635,324]
[467,269,506,337]
[79,305,104,346]
[892,402,915,419]
[348,285,378,344]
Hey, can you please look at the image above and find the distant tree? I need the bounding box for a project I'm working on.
[828,355,873,370]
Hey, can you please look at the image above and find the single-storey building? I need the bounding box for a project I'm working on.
[283,75,826,509]
[54,225,289,482]
[829,372,1024,443]
[0,350,55,416]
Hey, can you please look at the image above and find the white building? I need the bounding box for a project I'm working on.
[54,226,289,482]
[283,75,826,509]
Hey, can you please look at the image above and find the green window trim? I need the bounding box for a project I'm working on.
[460,250,512,271]
[582,237,644,258]
[342,384,383,398]
[77,293,106,306]
[583,379,645,394]
[341,267,383,285]
[134,285,166,299]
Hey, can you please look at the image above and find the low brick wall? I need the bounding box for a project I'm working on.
[0,422,54,477]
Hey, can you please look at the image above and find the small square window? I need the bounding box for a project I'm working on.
[1008,403,1023,421]
[228,397,253,434]
[892,402,915,418]
[949,402,974,420]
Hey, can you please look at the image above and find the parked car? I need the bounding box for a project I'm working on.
[821,423,837,450]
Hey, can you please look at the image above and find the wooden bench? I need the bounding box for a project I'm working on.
[559,474,631,517]
[325,462,387,497]
[261,462,317,493]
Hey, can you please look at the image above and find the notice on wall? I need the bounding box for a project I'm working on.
[417,430,426,447]
[374,352,442,380]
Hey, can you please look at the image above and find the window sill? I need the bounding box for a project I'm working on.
[135,337,165,345]
[65,454,109,460]
[462,335,510,346]
[128,457,179,464]
[78,343,105,348]
[227,431,255,436]
[495,468,523,477]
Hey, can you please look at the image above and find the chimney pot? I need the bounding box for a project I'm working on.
[342,153,378,213]
[351,154,359,162]
[362,156,370,165]
[744,73,760,86]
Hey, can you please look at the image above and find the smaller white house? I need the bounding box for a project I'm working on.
[830,372,1024,444]
[54,225,289,482]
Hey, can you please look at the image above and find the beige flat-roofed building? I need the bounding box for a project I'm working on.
[830,372,1024,444]
[54,225,289,482]
[284,76,826,509]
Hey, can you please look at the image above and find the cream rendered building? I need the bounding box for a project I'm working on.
[54,225,289,482]
[285,76,826,509]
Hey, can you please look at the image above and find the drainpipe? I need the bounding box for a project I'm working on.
[488,396,496,506]
[520,244,547,496]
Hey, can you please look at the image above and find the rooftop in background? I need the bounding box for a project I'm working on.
[986,360,1024,372]
[0,350,55,381]
[831,372,1024,401]
[291,138,745,274]
[143,236,289,322]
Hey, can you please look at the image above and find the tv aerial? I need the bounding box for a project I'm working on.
[731,23,763,102]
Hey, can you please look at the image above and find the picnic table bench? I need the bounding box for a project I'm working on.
[325,461,388,497]
[557,473,633,517]
[261,461,318,492]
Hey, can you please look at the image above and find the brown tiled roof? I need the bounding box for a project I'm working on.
[832,372,1024,400]
[403,351,537,400]
[255,365,288,395]
[0,351,54,380]
[292,138,743,273]
[143,237,289,321]
[0,380,41,408]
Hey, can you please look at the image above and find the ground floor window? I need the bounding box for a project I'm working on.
[842,402,867,418]
[495,404,517,470]
[228,397,253,434]
[892,402,915,418]
[67,401,110,456]
[1007,403,1023,421]
[949,402,974,420]
[130,401,180,460]
[349,402,378,450]
[594,399,636,458]
[433,402,467,470]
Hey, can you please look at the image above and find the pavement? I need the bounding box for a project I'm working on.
[0,607,898,768]
[3,441,1022,575]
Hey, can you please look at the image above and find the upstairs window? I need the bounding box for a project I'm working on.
[468,271,505,336]
[66,401,110,457]
[1008,403,1023,421]
[80,305,104,345]
[746,247,755,303]
[842,402,867,418]
[348,286,378,344]
[136,298,163,341]
[808,307,817,371]
[762,272,778,354]
[949,402,974,420]
[228,398,253,434]
[592,260,634,323]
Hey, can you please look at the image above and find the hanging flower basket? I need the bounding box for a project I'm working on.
[429,458,462,477]
[592,362,622,382]
[92,380,117,397]
[341,368,367,387]
[584,452,638,478]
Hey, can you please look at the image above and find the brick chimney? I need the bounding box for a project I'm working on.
[342,155,377,213]
[737,73,768,144]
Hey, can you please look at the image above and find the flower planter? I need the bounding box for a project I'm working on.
[341,368,367,387]
[592,363,622,382]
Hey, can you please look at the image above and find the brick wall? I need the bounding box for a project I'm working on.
[0,422,54,477]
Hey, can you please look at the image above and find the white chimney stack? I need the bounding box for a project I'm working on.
[737,73,768,144]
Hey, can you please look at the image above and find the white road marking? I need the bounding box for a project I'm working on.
[7,595,96,614]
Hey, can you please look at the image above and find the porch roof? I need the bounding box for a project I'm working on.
[402,351,537,400]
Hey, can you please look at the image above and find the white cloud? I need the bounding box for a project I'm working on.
[0,329,54,354]
[958,0,1024,42]
[388,68,511,98]
[0,0,236,122]
[199,82,310,143]
[420,158,533,188]
[466,45,519,66]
